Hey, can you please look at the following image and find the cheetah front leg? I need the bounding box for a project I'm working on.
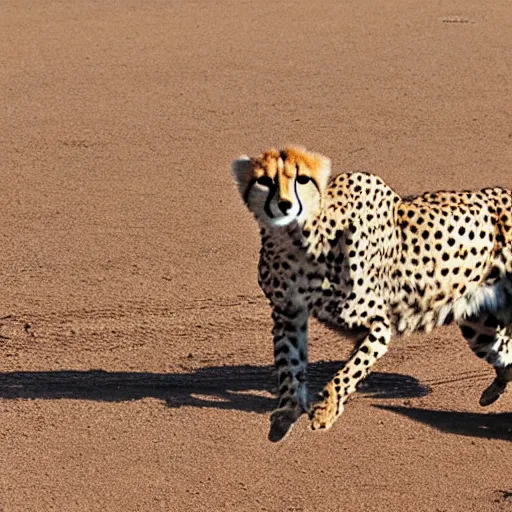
[310,315,392,431]
[268,306,309,442]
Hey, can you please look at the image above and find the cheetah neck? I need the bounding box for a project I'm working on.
[260,200,349,262]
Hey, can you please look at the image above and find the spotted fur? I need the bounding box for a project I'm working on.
[232,146,512,441]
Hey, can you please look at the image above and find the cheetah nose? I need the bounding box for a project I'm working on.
[278,200,293,215]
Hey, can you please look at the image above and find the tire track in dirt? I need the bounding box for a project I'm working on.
[424,369,491,388]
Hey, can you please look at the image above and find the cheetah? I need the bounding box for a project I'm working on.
[232,146,512,442]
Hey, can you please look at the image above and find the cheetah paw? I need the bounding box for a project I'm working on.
[479,378,507,406]
[268,407,303,442]
[310,387,344,431]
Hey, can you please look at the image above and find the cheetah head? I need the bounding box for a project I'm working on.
[232,146,331,228]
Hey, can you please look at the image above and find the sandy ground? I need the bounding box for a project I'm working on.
[1,0,512,510]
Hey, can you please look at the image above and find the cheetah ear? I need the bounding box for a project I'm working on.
[232,155,253,198]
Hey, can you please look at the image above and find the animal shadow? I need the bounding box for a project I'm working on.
[376,405,512,441]
[0,361,430,414]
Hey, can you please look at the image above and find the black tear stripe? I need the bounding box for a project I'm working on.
[294,175,303,217]
[264,174,278,219]
[244,176,278,219]
[243,178,257,204]
[294,161,321,195]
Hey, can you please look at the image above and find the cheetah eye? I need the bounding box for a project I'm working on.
[256,176,273,188]
[296,175,311,185]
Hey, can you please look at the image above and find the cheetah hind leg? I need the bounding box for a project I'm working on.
[479,366,512,406]
[458,314,512,406]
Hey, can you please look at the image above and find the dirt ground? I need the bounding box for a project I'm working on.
[0,0,511,510]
